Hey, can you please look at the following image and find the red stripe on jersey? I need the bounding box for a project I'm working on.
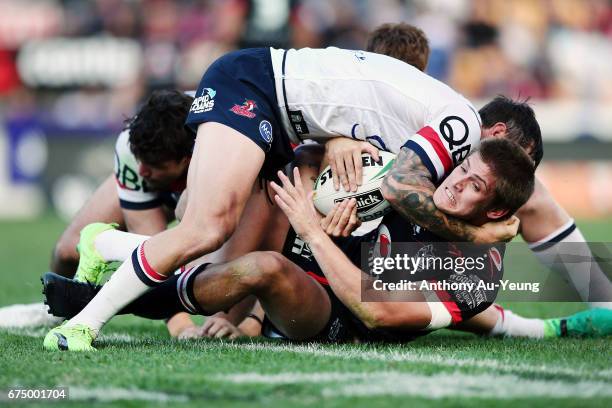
[114,175,127,189]
[306,271,329,286]
[138,243,167,282]
[494,304,505,322]
[433,285,463,324]
[442,301,463,324]
[417,126,452,174]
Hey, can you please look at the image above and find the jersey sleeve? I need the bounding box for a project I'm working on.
[402,103,481,182]
[429,243,505,325]
[113,130,162,210]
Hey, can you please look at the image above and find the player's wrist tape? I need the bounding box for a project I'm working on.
[247,314,263,326]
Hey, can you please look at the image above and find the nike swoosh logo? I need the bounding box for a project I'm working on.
[54,333,69,350]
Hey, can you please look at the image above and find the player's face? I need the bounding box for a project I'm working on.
[433,153,496,222]
[138,158,189,190]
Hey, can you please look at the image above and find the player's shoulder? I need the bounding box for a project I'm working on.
[114,128,140,168]
[433,97,482,143]
[115,128,133,157]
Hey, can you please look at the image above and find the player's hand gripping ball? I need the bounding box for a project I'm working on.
[313,151,396,221]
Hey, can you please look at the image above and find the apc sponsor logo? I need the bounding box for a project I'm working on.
[230,99,257,119]
[190,88,216,114]
[259,120,273,144]
[334,189,384,213]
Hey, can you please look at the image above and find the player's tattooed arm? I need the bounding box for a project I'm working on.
[381,147,480,242]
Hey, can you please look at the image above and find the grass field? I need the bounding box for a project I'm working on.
[0,215,611,407]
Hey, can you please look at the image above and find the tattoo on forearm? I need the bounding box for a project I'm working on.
[383,147,477,241]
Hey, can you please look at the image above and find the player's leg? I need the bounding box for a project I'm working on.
[44,250,332,340]
[140,122,265,271]
[187,251,331,339]
[51,175,124,277]
[453,304,612,338]
[174,146,320,264]
[198,182,286,264]
[452,305,546,338]
[518,179,612,308]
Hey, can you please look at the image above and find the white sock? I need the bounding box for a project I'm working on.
[68,243,167,334]
[529,221,612,306]
[95,230,149,262]
[489,307,545,339]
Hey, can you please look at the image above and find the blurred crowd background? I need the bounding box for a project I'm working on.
[0,0,611,220]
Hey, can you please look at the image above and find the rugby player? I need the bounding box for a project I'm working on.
[274,23,611,338]
[0,90,195,331]
[361,23,612,337]
[44,43,548,350]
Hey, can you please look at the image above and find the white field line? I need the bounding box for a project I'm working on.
[215,371,612,399]
[69,387,188,402]
[1,326,49,338]
[97,333,138,343]
[220,342,612,381]
[0,303,63,328]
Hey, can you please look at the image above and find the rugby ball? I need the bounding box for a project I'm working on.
[313,151,396,221]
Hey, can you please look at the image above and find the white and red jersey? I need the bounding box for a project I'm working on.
[270,47,482,182]
[113,130,183,210]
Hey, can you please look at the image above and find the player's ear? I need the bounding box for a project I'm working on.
[484,122,507,138]
[486,208,509,220]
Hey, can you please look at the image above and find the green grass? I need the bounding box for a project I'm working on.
[0,214,611,407]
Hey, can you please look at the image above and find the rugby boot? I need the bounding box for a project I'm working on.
[43,322,96,351]
[42,272,101,319]
[74,223,119,285]
[543,308,612,338]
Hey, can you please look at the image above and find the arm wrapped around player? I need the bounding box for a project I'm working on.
[381,147,519,243]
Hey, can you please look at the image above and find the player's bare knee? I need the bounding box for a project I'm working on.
[176,222,227,261]
[233,251,286,291]
[181,197,241,256]
[255,251,286,277]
